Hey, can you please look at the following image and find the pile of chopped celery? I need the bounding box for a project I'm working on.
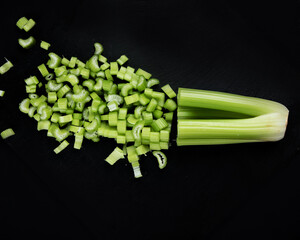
[19,40,177,178]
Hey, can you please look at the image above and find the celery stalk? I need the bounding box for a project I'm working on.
[176,88,289,146]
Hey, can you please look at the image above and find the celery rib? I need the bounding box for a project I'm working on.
[176,88,289,145]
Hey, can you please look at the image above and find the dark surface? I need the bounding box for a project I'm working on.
[1,0,300,239]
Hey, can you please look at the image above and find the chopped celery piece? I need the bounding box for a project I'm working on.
[40,41,51,50]
[23,18,36,32]
[136,68,152,79]
[54,140,69,154]
[105,147,124,165]
[38,64,49,77]
[0,59,13,74]
[163,98,177,112]
[152,151,167,169]
[146,98,157,112]
[16,17,28,29]
[147,78,160,88]
[94,43,104,55]
[1,128,15,139]
[131,161,142,178]
[37,120,51,131]
[116,55,128,65]
[124,93,139,105]
[74,133,84,149]
[151,118,168,132]
[161,84,176,98]
[136,145,150,155]
[118,108,127,120]
[110,62,118,75]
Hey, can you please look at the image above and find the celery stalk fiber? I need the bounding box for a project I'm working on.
[176,88,289,146]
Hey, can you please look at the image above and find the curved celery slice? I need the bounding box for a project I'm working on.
[18,36,36,49]
[94,43,104,55]
[152,151,167,169]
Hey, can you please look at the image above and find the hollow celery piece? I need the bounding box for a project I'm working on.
[152,151,167,169]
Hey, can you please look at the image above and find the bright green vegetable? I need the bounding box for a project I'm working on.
[74,133,84,149]
[176,88,289,146]
[152,151,167,169]
[23,18,36,32]
[16,17,28,29]
[47,52,61,69]
[37,120,51,131]
[1,128,15,139]
[40,41,51,50]
[94,43,104,55]
[116,55,128,66]
[131,160,142,178]
[110,62,118,75]
[147,78,160,88]
[68,57,77,68]
[53,140,69,154]
[136,68,152,79]
[0,59,13,74]
[146,98,157,112]
[105,147,124,165]
[38,64,49,77]
[88,55,100,72]
[18,36,36,49]
[163,98,177,112]
[161,84,176,98]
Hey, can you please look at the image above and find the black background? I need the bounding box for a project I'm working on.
[1,0,300,239]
